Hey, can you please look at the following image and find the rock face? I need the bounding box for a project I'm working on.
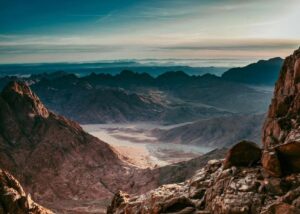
[263,48,300,176]
[0,168,52,214]
[107,48,300,214]
[0,81,157,212]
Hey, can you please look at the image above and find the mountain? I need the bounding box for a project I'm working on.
[0,168,53,214]
[0,68,272,124]
[107,48,300,214]
[0,81,158,212]
[0,62,229,77]
[222,57,283,85]
[152,114,265,148]
[0,81,230,213]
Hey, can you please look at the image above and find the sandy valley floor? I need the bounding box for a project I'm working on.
[82,123,212,168]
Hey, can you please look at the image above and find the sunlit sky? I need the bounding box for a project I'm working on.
[0,0,299,64]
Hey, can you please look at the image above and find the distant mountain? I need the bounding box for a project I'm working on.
[0,69,272,124]
[152,114,265,148]
[221,57,283,85]
[0,62,229,77]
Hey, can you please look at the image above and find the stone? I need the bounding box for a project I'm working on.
[223,141,262,169]
[276,141,300,174]
[262,151,282,177]
[262,47,300,176]
[263,202,300,214]
[0,169,53,214]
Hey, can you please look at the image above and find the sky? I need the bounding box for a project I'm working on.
[0,0,299,65]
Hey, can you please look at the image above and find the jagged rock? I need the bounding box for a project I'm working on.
[262,150,282,177]
[262,47,300,176]
[223,141,261,169]
[0,168,53,214]
[107,191,130,214]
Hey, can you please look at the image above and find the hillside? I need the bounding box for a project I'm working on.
[153,114,265,148]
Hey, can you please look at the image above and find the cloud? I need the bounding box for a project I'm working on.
[160,39,300,51]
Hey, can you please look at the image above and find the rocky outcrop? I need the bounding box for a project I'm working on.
[107,159,300,214]
[262,48,300,177]
[0,168,52,214]
[107,48,300,213]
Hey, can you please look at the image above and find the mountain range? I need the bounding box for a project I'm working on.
[0,64,275,124]
[222,57,283,85]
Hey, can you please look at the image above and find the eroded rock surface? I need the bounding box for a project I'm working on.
[107,159,300,214]
[0,168,53,214]
[263,48,300,176]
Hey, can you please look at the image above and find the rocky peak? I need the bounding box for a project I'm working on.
[262,47,300,176]
[1,81,49,119]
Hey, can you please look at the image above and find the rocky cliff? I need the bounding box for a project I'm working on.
[262,48,300,177]
[107,48,300,214]
[0,168,52,214]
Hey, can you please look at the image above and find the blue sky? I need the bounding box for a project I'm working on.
[0,0,299,64]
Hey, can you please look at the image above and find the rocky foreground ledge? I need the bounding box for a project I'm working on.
[0,169,53,214]
[107,48,300,214]
[107,143,300,214]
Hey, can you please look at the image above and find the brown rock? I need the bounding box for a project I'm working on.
[262,47,300,176]
[107,191,130,214]
[0,168,53,214]
[223,141,262,169]
[263,202,300,214]
[276,141,300,173]
[262,150,282,177]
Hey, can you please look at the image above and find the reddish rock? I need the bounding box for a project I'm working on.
[0,168,53,214]
[276,141,300,174]
[263,202,300,214]
[262,150,282,177]
[262,47,300,176]
[223,141,262,169]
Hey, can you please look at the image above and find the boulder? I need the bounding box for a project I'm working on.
[262,150,282,177]
[223,141,262,169]
[276,141,300,174]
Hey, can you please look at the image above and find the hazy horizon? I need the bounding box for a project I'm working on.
[1,0,299,64]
